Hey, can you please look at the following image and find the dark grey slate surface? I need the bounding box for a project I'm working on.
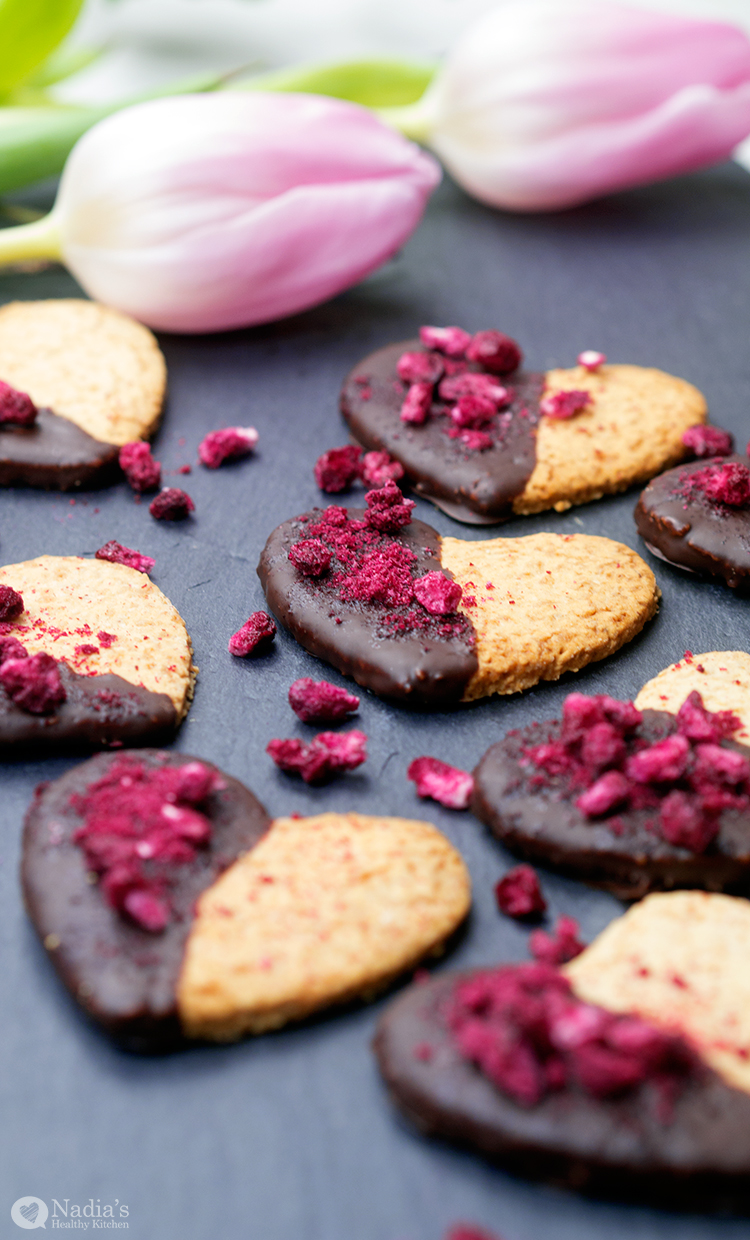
[0,164,749,1240]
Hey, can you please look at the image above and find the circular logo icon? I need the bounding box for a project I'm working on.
[11,1198,48,1229]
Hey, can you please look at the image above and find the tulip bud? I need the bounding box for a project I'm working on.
[0,93,440,333]
[412,0,750,211]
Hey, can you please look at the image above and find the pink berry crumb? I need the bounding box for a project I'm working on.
[682,424,733,458]
[119,441,161,492]
[228,612,276,657]
[413,571,462,615]
[288,678,359,723]
[360,450,404,487]
[266,729,367,783]
[577,350,606,370]
[450,393,496,429]
[446,1227,505,1240]
[540,389,592,419]
[530,915,585,965]
[419,325,472,356]
[288,538,332,577]
[400,381,433,424]
[692,460,750,506]
[0,583,24,620]
[199,426,258,468]
[95,541,155,574]
[314,445,363,493]
[407,756,474,809]
[0,651,66,714]
[364,480,415,531]
[0,379,37,425]
[495,864,547,919]
[149,488,195,520]
[466,329,522,374]
[396,350,444,385]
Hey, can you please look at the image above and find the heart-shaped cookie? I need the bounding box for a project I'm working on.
[23,751,470,1048]
[374,892,750,1201]
[258,498,659,708]
[0,300,166,490]
[635,454,750,590]
[341,333,705,524]
[0,555,195,753]
[472,679,750,898]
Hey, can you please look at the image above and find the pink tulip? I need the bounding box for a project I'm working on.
[0,93,440,332]
[416,0,750,211]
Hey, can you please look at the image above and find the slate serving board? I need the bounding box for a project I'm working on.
[0,165,749,1240]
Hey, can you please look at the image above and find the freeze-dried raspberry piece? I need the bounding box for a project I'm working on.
[413,571,462,615]
[581,722,626,772]
[659,790,718,853]
[439,372,508,404]
[450,393,496,429]
[692,460,750,506]
[0,635,26,664]
[682,424,734,458]
[228,611,277,657]
[626,734,690,783]
[119,441,161,492]
[0,379,37,425]
[577,350,606,371]
[400,381,433,424]
[149,487,194,521]
[199,426,258,468]
[419,325,472,356]
[360,450,404,487]
[407,756,473,809]
[0,583,24,620]
[677,690,740,742]
[495,864,546,918]
[95,541,155,574]
[693,742,750,786]
[0,651,66,714]
[364,480,415,531]
[396,350,444,385]
[576,770,630,818]
[446,1227,504,1240]
[288,538,332,577]
[458,429,493,451]
[288,678,359,723]
[466,329,522,375]
[540,389,591,419]
[530,915,585,965]
[313,445,363,493]
[267,729,367,783]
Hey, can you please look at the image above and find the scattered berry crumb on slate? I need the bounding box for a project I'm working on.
[529,915,585,965]
[199,426,258,468]
[682,424,734,457]
[228,612,276,657]
[288,678,359,723]
[407,756,474,809]
[267,730,367,783]
[119,441,161,493]
[149,487,195,521]
[495,864,547,919]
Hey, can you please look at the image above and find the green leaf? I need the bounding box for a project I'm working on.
[235,58,436,108]
[20,41,102,91]
[0,0,85,97]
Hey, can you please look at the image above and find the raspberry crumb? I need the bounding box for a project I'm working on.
[530,915,585,965]
[0,379,37,425]
[288,538,332,577]
[495,864,547,919]
[0,651,66,714]
[407,756,474,809]
[0,584,24,620]
[95,541,155,574]
[540,389,591,419]
[288,678,359,723]
[199,426,258,468]
[692,460,750,507]
[149,488,195,521]
[577,350,606,370]
[75,644,99,657]
[400,381,433,424]
[314,445,363,493]
[119,441,161,492]
[466,329,522,374]
[360,450,404,487]
[228,611,276,657]
[266,729,367,783]
[396,350,444,385]
[419,325,472,356]
[446,1227,505,1240]
[450,393,496,429]
[0,635,27,664]
[413,571,462,615]
[364,480,415,531]
[458,429,493,451]
[682,424,734,458]
[97,632,117,648]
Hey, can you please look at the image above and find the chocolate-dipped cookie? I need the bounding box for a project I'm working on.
[374,892,750,1203]
[471,690,750,898]
[635,650,750,746]
[258,486,659,707]
[0,300,166,490]
[0,554,195,754]
[23,751,470,1049]
[341,328,706,524]
[635,454,750,590]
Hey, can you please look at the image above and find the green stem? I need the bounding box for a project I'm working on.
[374,99,434,143]
[0,209,61,264]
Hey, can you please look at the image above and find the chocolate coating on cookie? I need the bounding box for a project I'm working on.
[374,971,750,1200]
[0,408,119,490]
[635,455,750,591]
[0,666,176,756]
[341,340,542,524]
[472,711,750,898]
[22,751,271,1049]
[258,510,478,707]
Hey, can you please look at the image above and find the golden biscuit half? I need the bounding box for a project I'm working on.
[178,812,471,1040]
[635,651,750,746]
